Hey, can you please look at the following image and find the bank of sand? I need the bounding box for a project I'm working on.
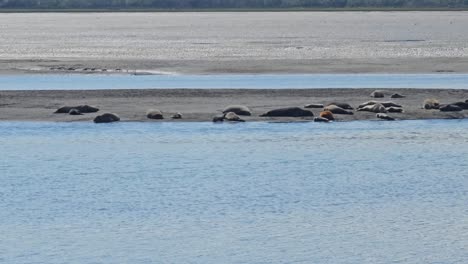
[1,88,467,122]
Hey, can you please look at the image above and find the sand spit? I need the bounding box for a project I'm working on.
[1,88,467,122]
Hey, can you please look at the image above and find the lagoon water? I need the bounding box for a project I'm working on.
[1,73,468,90]
[1,120,467,263]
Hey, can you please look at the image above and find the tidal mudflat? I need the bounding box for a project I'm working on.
[1,12,468,74]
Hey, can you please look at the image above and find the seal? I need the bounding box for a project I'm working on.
[93,113,120,123]
[358,101,401,108]
[423,99,440,109]
[323,105,353,115]
[314,117,330,122]
[450,102,468,110]
[319,110,335,121]
[222,105,252,116]
[212,115,225,122]
[260,107,314,117]
[68,108,83,115]
[172,113,183,119]
[439,104,463,112]
[146,109,164,119]
[55,105,99,113]
[386,107,403,113]
[370,90,385,98]
[357,103,387,113]
[326,102,353,110]
[224,112,245,122]
[304,103,324,108]
[376,113,395,121]
[391,93,405,98]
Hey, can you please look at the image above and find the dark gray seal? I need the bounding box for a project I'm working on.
[260,107,313,117]
[304,103,324,108]
[324,105,353,115]
[386,107,403,113]
[212,115,225,122]
[146,109,164,119]
[439,104,463,112]
[326,102,353,110]
[370,90,385,98]
[376,113,395,121]
[222,105,252,116]
[55,105,99,113]
[68,109,83,115]
[172,113,183,119]
[314,117,330,122]
[391,93,405,98]
[93,113,120,123]
[450,102,468,110]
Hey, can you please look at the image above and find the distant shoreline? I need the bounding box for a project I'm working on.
[2,8,468,13]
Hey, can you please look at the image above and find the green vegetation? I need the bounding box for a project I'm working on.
[1,0,468,10]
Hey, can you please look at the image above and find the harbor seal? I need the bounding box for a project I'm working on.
[376,113,395,121]
[323,105,353,115]
[55,105,99,113]
[386,107,403,113]
[358,101,401,108]
[304,103,324,108]
[314,117,330,122]
[358,103,387,113]
[146,109,164,119]
[450,101,468,110]
[319,110,335,121]
[326,102,353,110]
[260,107,313,117]
[391,93,405,98]
[93,113,120,123]
[172,113,183,119]
[212,115,225,122]
[222,105,252,116]
[68,109,83,115]
[370,90,385,98]
[439,104,463,112]
[423,99,440,109]
[224,112,245,122]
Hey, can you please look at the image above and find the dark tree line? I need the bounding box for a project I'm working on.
[1,0,468,9]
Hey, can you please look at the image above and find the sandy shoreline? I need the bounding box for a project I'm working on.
[1,88,467,122]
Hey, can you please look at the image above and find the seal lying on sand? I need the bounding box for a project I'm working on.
[93,113,120,123]
[304,103,324,108]
[450,101,468,110]
[224,112,245,122]
[326,102,353,110]
[439,104,463,112]
[146,109,164,119]
[323,105,353,115]
[55,105,99,113]
[370,90,385,98]
[391,93,405,98]
[172,113,183,119]
[222,105,252,116]
[423,99,440,109]
[376,113,395,121]
[314,117,330,122]
[386,107,403,113]
[68,109,83,115]
[319,110,335,121]
[357,103,387,113]
[260,107,313,117]
[358,101,402,108]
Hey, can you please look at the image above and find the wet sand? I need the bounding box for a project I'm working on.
[1,12,468,74]
[1,88,467,122]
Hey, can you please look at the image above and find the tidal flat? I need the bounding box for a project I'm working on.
[1,12,468,74]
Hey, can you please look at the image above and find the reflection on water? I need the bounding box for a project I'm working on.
[0,120,467,263]
[1,73,468,90]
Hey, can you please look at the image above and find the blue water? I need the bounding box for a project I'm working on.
[1,73,468,90]
[1,120,467,263]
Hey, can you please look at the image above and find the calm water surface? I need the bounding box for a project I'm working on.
[1,74,468,90]
[0,120,467,263]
